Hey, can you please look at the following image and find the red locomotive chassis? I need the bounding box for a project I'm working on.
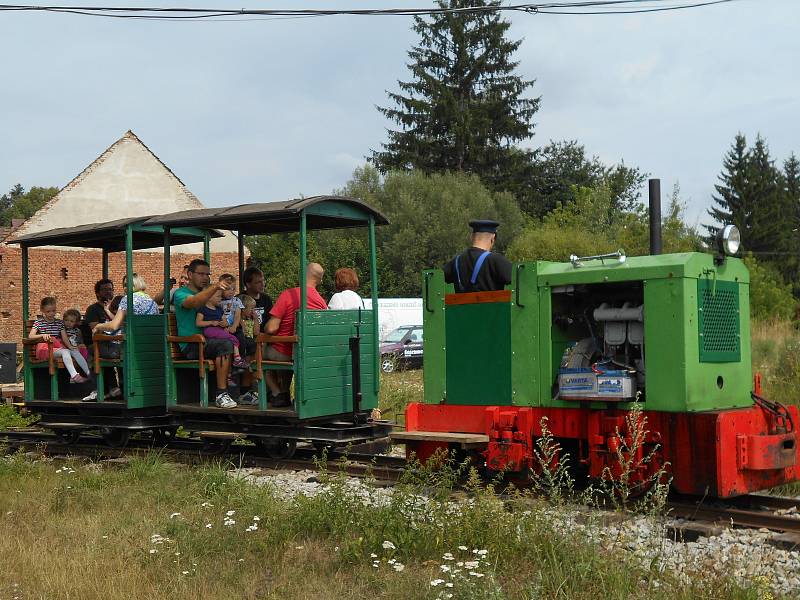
[403,402,800,498]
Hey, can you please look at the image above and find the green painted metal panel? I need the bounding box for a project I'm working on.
[536,252,750,287]
[510,262,540,406]
[422,270,447,404]
[305,200,371,222]
[698,278,741,363]
[296,309,378,419]
[445,301,511,405]
[126,314,167,409]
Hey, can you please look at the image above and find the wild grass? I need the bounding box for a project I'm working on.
[0,404,38,428]
[379,368,423,424]
[0,450,772,600]
[751,320,800,407]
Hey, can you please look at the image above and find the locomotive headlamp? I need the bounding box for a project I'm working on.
[716,224,741,256]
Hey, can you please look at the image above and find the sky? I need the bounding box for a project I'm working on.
[1,0,798,228]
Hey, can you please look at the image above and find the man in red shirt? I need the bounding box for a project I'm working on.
[264,262,327,407]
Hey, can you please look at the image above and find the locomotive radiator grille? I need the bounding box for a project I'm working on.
[698,278,741,363]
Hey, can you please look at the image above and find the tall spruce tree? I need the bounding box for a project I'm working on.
[785,153,800,206]
[707,133,750,240]
[745,135,788,255]
[372,0,539,193]
[783,153,800,289]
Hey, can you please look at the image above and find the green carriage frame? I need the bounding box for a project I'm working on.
[12,218,217,408]
[144,195,389,420]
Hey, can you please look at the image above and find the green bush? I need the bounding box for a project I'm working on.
[744,254,797,320]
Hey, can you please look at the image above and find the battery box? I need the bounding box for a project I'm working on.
[558,368,636,401]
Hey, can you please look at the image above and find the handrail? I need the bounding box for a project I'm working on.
[424,271,434,313]
[256,333,299,344]
[515,263,525,308]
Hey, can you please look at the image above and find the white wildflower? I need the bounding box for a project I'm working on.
[181,570,189,575]
[149,549,157,554]
[445,583,454,588]
[382,540,396,550]
[440,565,450,572]
[252,516,260,521]
[225,510,236,516]
[370,553,378,558]
[469,572,485,578]
[430,579,444,587]
[205,524,212,528]
[442,552,454,561]
[393,563,405,572]
[458,545,468,551]
[473,549,488,556]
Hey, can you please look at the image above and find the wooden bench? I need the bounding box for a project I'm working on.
[253,332,297,410]
[167,313,216,407]
[92,331,124,402]
[23,319,125,402]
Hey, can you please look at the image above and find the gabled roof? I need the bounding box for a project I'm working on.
[6,130,239,252]
[144,196,390,234]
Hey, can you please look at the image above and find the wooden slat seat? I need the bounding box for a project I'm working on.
[24,319,66,375]
[167,313,218,408]
[167,313,215,374]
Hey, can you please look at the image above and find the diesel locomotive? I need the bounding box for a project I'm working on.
[394,222,800,498]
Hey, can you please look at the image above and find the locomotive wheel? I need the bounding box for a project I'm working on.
[256,438,297,460]
[201,438,233,455]
[152,427,179,445]
[100,428,130,448]
[52,428,82,445]
[381,354,397,374]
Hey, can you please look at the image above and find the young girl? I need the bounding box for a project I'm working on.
[29,297,89,384]
[196,288,248,368]
[238,294,260,357]
[61,308,91,375]
[218,274,244,332]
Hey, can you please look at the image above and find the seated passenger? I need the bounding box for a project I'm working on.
[173,259,236,409]
[61,308,91,370]
[328,268,364,310]
[243,266,273,332]
[81,278,115,349]
[264,263,327,408]
[196,287,248,369]
[29,296,89,384]
[93,273,159,335]
[237,293,259,359]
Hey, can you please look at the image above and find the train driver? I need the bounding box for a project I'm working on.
[443,219,512,293]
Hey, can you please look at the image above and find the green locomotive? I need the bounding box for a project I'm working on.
[397,235,799,497]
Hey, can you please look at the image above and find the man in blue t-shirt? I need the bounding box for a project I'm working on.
[173,258,237,408]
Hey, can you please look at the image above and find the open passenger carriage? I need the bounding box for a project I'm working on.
[144,196,392,454]
[11,217,217,445]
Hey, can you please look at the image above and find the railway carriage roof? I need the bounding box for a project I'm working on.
[143,195,390,234]
[8,216,221,251]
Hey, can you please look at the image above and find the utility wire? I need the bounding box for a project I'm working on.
[0,1,740,21]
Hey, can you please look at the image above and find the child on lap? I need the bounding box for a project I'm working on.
[196,288,248,368]
[61,308,91,374]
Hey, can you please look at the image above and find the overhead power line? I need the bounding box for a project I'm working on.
[0,1,740,21]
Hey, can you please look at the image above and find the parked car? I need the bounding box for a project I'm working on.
[380,325,423,373]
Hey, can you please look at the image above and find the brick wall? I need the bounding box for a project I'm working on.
[0,246,240,344]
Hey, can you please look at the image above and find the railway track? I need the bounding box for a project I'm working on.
[5,427,800,543]
[0,428,407,482]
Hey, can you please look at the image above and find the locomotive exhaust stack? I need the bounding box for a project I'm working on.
[649,178,662,256]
